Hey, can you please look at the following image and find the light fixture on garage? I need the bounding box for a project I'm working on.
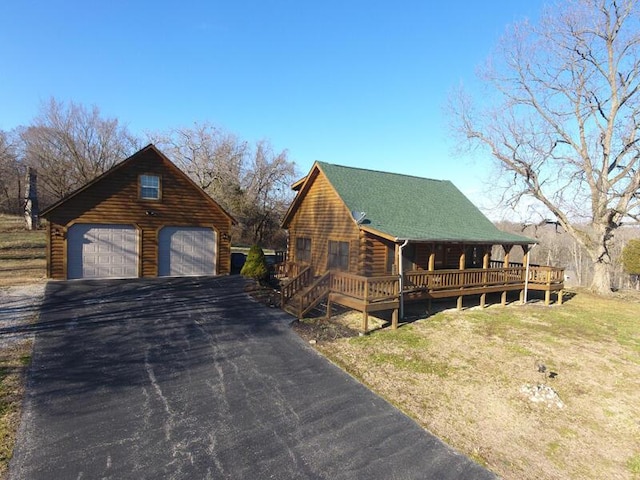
[145,210,157,216]
[221,233,230,241]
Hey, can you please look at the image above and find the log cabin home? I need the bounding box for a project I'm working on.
[279,162,564,331]
[41,144,235,280]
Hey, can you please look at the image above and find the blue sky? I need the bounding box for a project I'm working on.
[0,1,543,217]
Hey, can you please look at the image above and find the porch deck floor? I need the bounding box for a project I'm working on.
[327,280,564,333]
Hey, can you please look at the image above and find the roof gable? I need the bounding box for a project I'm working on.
[41,144,235,223]
[285,161,534,245]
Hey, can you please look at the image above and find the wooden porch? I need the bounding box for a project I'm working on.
[280,263,565,333]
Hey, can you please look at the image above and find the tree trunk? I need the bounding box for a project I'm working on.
[590,261,612,295]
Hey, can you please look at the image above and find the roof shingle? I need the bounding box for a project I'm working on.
[317,162,535,245]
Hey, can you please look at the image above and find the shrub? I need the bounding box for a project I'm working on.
[622,239,640,289]
[240,245,269,282]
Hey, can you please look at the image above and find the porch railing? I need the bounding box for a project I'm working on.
[405,267,525,291]
[330,272,399,302]
[489,261,564,282]
[280,264,564,318]
[489,260,530,269]
[276,261,308,279]
[405,265,563,291]
[528,265,564,285]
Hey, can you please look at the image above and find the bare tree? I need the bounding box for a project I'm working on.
[238,140,296,246]
[21,98,139,206]
[453,0,640,294]
[150,125,297,248]
[149,122,247,212]
[0,129,23,214]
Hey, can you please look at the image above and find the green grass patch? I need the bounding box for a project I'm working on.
[447,293,640,356]
[351,324,430,349]
[505,343,534,356]
[628,454,640,476]
[546,440,562,458]
[370,352,451,377]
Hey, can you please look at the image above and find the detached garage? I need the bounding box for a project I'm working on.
[41,144,235,280]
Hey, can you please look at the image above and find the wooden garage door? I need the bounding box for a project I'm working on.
[67,224,138,279]
[158,227,216,276]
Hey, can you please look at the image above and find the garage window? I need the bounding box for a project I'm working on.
[140,174,160,200]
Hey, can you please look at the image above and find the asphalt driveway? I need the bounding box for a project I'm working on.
[10,276,495,479]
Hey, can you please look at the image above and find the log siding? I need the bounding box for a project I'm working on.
[42,145,233,279]
[287,172,361,275]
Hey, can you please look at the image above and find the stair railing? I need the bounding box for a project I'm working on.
[280,265,312,308]
[295,271,332,318]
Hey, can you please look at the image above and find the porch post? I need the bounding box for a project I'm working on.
[428,246,435,314]
[503,245,512,267]
[391,309,399,329]
[398,240,409,319]
[392,275,400,329]
[362,311,369,333]
[501,245,512,306]
[428,245,435,271]
[480,248,490,308]
[522,244,532,305]
[457,247,465,311]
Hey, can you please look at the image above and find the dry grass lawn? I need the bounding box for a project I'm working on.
[0,214,45,479]
[0,342,32,480]
[0,214,46,287]
[308,292,640,480]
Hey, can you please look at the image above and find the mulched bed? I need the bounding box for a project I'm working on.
[291,317,359,343]
[243,278,359,343]
[243,279,281,307]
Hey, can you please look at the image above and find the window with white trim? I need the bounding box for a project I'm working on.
[140,174,160,200]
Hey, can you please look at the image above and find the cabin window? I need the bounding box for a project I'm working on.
[386,244,395,274]
[328,240,349,270]
[140,174,161,200]
[296,237,311,262]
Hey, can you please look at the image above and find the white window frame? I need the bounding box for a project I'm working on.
[140,174,160,200]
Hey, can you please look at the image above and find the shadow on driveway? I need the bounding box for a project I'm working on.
[10,276,495,480]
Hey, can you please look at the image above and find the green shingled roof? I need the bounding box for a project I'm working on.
[317,162,535,245]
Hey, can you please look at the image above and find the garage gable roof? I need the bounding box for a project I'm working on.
[40,144,236,223]
[283,161,535,245]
